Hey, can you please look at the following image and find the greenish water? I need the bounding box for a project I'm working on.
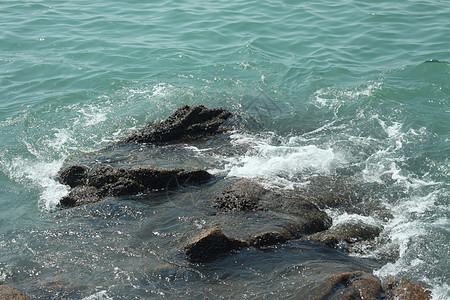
[1,1,449,299]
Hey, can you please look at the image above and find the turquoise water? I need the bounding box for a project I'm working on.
[1,0,449,298]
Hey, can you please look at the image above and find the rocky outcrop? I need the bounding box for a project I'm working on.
[59,164,212,207]
[58,105,231,208]
[0,285,32,300]
[307,271,384,300]
[384,280,432,300]
[304,222,382,252]
[185,227,249,263]
[125,105,232,144]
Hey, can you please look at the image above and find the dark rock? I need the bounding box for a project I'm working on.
[185,227,249,263]
[58,164,88,188]
[213,179,266,212]
[0,285,32,300]
[249,230,293,249]
[125,105,232,144]
[384,279,431,300]
[305,222,382,252]
[212,179,332,243]
[59,164,212,207]
[267,196,331,235]
[307,271,384,300]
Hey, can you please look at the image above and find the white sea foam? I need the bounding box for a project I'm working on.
[324,210,381,228]
[78,105,108,127]
[431,283,450,300]
[211,131,346,189]
[1,103,118,211]
[313,81,382,109]
[82,290,112,300]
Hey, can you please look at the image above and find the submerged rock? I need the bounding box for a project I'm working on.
[59,164,212,207]
[125,105,232,144]
[307,271,384,300]
[304,222,382,252]
[0,285,32,300]
[384,279,431,300]
[185,227,249,263]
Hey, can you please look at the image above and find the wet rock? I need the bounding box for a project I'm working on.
[304,222,382,252]
[307,271,384,300]
[249,230,293,249]
[384,279,431,300]
[185,227,249,263]
[211,179,332,246]
[58,164,88,188]
[125,105,232,144]
[59,164,212,207]
[264,195,331,235]
[0,285,32,300]
[212,179,266,212]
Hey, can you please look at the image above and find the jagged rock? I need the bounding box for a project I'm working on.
[185,227,249,263]
[384,280,431,300]
[307,271,384,300]
[58,164,88,188]
[59,164,212,207]
[304,222,382,252]
[125,105,232,144]
[0,285,32,300]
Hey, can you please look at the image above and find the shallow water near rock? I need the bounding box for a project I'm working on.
[1,0,449,299]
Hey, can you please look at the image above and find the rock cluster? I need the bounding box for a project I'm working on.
[55,105,432,299]
[58,105,229,207]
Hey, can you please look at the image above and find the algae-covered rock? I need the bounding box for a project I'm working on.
[307,271,384,300]
[0,285,32,300]
[384,279,431,300]
[58,164,88,188]
[211,179,332,247]
[125,105,232,144]
[59,164,212,207]
[185,227,249,263]
[212,179,265,212]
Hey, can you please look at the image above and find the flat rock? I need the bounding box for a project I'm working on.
[59,164,212,207]
[185,227,249,263]
[125,105,232,144]
[212,179,265,212]
[0,285,32,300]
[211,179,332,247]
[304,222,382,252]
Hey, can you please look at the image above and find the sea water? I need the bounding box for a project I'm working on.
[1,0,449,299]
